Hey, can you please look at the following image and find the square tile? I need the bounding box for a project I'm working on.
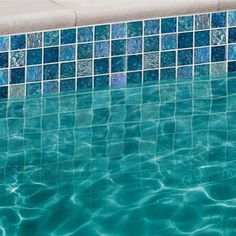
[27,49,42,65]
[111,56,126,73]
[95,41,110,58]
[94,58,109,75]
[178,49,193,66]
[212,12,227,28]
[60,62,76,79]
[160,68,176,80]
[127,38,142,54]
[229,11,236,26]
[60,79,75,92]
[77,43,93,59]
[127,21,143,37]
[10,50,25,67]
[27,66,42,82]
[0,53,8,68]
[195,14,210,30]
[144,19,159,35]
[43,64,58,80]
[127,55,142,71]
[111,73,126,88]
[0,86,8,99]
[95,25,110,41]
[178,32,193,49]
[43,81,58,93]
[78,27,93,42]
[161,51,176,68]
[77,60,92,77]
[11,34,26,50]
[194,47,210,64]
[26,83,41,96]
[10,68,25,84]
[144,52,159,69]
[9,84,25,97]
[195,31,210,47]
[161,17,177,33]
[194,64,210,77]
[211,46,226,62]
[228,61,236,73]
[229,27,236,44]
[44,47,59,63]
[178,66,193,78]
[0,69,8,85]
[61,28,76,44]
[94,75,109,90]
[211,28,226,45]
[44,30,59,46]
[144,36,159,52]
[161,34,177,50]
[112,23,126,39]
[112,39,126,56]
[178,16,193,32]
[211,62,226,75]
[77,77,92,91]
[27,32,42,48]
[143,69,159,83]
[0,36,9,52]
[228,44,236,60]
[127,71,142,86]
[60,45,76,61]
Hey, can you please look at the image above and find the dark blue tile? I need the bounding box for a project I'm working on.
[229,11,236,26]
[178,49,193,66]
[61,28,76,44]
[10,68,25,84]
[194,64,210,77]
[60,45,76,61]
[0,69,8,85]
[27,49,42,65]
[143,70,159,83]
[44,47,59,63]
[212,12,227,28]
[77,77,92,91]
[43,81,58,94]
[0,86,8,99]
[26,83,41,96]
[144,36,159,52]
[195,14,210,30]
[112,39,126,56]
[161,51,176,68]
[43,64,59,80]
[78,27,93,42]
[195,31,210,47]
[77,43,93,59]
[127,55,142,71]
[60,62,76,79]
[127,71,142,86]
[0,53,8,68]
[178,32,193,49]
[228,61,236,73]
[111,73,126,88]
[94,75,109,90]
[160,68,176,80]
[178,16,193,32]
[0,36,9,52]
[95,25,110,41]
[144,19,159,35]
[211,46,226,62]
[94,58,109,75]
[127,38,142,54]
[229,27,236,44]
[112,23,126,39]
[44,30,59,46]
[161,34,177,50]
[127,21,143,37]
[27,66,42,82]
[95,41,110,58]
[60,79,75,92]
[112,56,126,73]
[11,34,26,50]
[161,17,177,33]
[194,47,210,64]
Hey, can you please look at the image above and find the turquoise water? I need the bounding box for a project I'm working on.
[1,77,236,235]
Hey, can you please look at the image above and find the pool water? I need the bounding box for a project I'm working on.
[1,76,236,236]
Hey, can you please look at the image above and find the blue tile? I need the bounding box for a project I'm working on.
[94,58,109,75]
[194,47,210,64]
[27,49,42,65]
[60,79,75,92]
[60,62,76,79]
[229,11,236,26]
[144,36,159,52]
[178,66,193,79]
[194,64,210,77]
[77,60,92,77]
[161,17,177,33]
[127,21,143,37]
[228,61,236,73]
[10,51,25,67]
[211,46,226,62]
[95,41,110,58]
[195,14,210,30]
[43,81,58,94]
[161,51,176,68]
[0,86,8,99]
[0,36,9,52]
[44,47,59,63]
[160,68,176,80]
[161,34,177,50]
[178,49,193,66]
[228,44,236,60]
[78,43,93,59]
[143,70,159,83]
[178,16,193,32]
[95,25,110,41]
[144,52,159,69]
[43,64,58,80]
[94,75,109,90]
[211,28,226,45]
[111,73,126,88]
[229,27,236,44]
[78,27,93,42]
[144,19,159,35]
[60,45,76,61]
[212,12,227,28]
[127,71,142,86]
[77,77,92,91]
[0,69,8,85]
[27,66,42,82]
[11,34,26,50]
[26,83,41,96]
[195,31,210,47]
[178,32,193,49]
[0,53,8,68]
[112,56,126,73]
[44,30,59,46]
[112,23,126,39]
[127,55,142,71]
[127,38,142,54]
[10,68,25,84]
[27,32,42,48]
[61,28,76,44]
[112,40,126,56]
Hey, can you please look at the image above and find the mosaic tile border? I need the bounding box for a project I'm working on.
[1,9,236,99]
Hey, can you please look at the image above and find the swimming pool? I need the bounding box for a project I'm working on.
[1,75,236,235]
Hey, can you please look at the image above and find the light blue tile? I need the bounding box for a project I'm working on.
[0,36,9,52]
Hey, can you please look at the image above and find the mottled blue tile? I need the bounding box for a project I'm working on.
[144,36,159,52]
[60,79,75,92]
[229,11,236,26]
[61,28,76,44]
[195,14,210,30]
[0,86,8,99]
[144,19,159,35]
[178,16,193,32]
[0,69,8,85]
[194,64,210,77]
[228,61,236,73]
[144,52,159,69]
[95,25,110,41]
[10,68,25,84]
[77,77,92,91]
[77,43,93,59]
[44,47,59,63]
[27,32,42,48]
[0,53,8,68]
[178,66,193,79]
[77,60,92,77]
[127,21,143,37]
[94,58,109,75]
[44,30,59,46]
[229,27,236,44]
[9,84,25,97]
[178,32,193,49]
[161,51,176,68]
[160,68,176,80]
[211,46,226,62]
[26,83,41,96]
[10,50,25,67]
[161,17,177,33]
[178,49,193,66]
[194,47,210,64]
[127,71,142,86]
[43,64,58,80]
[111,73,126,88]
[60,62,76,79]
[94,75,109,90]
[161,34,177,50]
[78,27,93,42]
[0,36,9,52]
[27,66,42,82]
[228,44,236,60]
[43,81,58,94]
[127,55,142,71]
[212,12,227,28]
[211,62,226,76]
[143,70,159,83]
[11,34,26,50]
[60,45,76,61]
[27,49,42,65]
[112,23,126,39]
[95,41,110,58]
[127,38,142,54]
[112,39,126,56]
[195,30,210,47]
[112,56,126,73]
[211,28,226,45]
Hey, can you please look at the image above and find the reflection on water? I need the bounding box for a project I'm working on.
[0,77,236,235]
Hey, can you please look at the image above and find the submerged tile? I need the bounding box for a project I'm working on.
[111,73,126,88]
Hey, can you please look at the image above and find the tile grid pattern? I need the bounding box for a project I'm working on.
[1,10,236,99]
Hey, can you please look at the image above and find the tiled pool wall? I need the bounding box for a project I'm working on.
[1,10,236,99]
